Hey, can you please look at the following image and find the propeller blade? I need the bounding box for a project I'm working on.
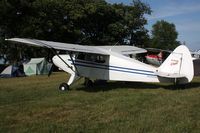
[48,64,54,77]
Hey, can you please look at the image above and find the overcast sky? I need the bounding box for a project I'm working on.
[107,0,200,50]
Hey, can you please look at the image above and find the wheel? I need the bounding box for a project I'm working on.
[59,83,69,91]
[85,79,93,88]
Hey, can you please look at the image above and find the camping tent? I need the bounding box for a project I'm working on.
[0,65,7,73]
[0,65,25,78]
[193,59,200,76]
[23,58,52,76]
[0,55,9,65]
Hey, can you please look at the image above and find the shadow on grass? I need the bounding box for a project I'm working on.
[165,82,200,90]
[75,81,200,92]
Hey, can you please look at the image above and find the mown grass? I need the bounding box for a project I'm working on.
[0,72,200,133]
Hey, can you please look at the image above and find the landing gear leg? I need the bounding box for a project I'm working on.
[173,78,185,89]
[59,74,78,91]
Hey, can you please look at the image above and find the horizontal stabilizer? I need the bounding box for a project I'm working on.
[156,72,185,78]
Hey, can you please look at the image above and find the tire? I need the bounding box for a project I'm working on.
[59,83,69,91]
[85,80,93,88]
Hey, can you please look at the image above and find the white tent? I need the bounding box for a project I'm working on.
[1,65,12,75]
[23,58,52,76]
[0,65,25,77]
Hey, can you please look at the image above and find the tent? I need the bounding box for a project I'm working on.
[0,55,9,65]
[0,65,25,78]
[0,65,7,73]
[23,58,52,76]
[193,59,200,76]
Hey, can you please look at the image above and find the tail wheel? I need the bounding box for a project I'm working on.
[59,83,69,91]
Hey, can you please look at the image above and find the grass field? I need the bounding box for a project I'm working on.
[0,72,200,133]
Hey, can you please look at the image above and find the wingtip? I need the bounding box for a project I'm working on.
[5,38,15,41]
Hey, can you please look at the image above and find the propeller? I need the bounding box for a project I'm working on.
[48,64,54,77]
[46,48,55,77]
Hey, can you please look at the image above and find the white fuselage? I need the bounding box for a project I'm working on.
[52,50,160,83]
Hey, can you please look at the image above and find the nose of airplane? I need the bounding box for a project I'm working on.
[52,55,59,65]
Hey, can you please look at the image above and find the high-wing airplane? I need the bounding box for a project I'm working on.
[6,38,194,91]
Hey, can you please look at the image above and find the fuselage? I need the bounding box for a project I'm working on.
[52,49,160,83]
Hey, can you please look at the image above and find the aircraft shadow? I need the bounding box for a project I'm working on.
[75,81,200,92]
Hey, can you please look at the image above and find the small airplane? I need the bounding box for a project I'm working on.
[191,50,200,59]
[145,51,163,66]
[6,38,194,91]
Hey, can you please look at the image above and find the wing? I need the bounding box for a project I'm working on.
[146,48,172,53]
[6,38,146,55]
[99,46,147,54]
[6,38,108,55]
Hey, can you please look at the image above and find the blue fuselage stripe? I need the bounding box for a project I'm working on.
[69,59,157,77]
[75,63,156,77]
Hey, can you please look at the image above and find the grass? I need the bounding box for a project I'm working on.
[0,72,200,133]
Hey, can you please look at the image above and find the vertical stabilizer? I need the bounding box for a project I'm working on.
[158,45,194,84]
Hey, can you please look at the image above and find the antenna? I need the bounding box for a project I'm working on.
[109,41,119,51]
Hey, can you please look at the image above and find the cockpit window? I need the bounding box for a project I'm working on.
[95,55,105,63]
[77,53,85,60]
[76,53,106,63]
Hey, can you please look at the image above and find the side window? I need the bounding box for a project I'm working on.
[76,53,106,64]
[87,55,96,62]
[77,53,85,60]
[95,55,105,63]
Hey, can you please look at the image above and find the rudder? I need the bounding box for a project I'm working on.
[158,45,194,84]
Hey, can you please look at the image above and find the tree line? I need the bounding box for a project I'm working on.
[0,0,180,63]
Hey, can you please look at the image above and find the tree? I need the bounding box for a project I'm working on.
[151,20,180,50]
[0,0,36,63]
[0,0,151,63]
[126,0,151,47]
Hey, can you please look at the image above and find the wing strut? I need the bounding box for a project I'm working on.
[28,39,75,73]
[69,52,80,76]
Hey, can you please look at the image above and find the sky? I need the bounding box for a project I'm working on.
[106,0,200,50]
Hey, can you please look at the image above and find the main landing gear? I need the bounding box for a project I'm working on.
[59,83,69,91]
[58,77,94,92]
[84,78,93,88]
[58,74,77,91]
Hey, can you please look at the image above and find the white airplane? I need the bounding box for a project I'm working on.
[191,50,200,59]
[6,38,194,91]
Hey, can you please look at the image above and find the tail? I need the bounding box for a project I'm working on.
[157,45,194,84]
